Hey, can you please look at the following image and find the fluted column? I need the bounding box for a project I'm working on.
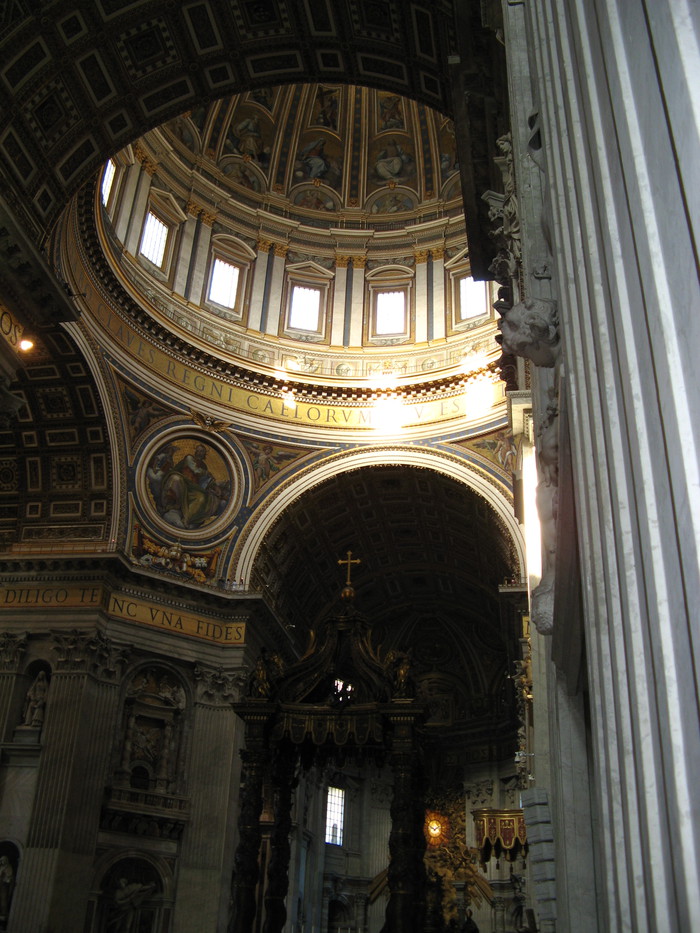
[0,632,27,731]
[173,665,245,933]
[263,244,288,335]
[123,145,157,255]
[414,250,429,342]
[9,630,128,933]
[247,239,272,331]
[430,248,445,340]
[331,257,350,345]
[186,209,216,305]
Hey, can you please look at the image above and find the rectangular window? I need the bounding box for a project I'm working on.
[375,290,406,335]
[458,276,488,321]
[101,159,116,206]
[139,211,169,267]
[289,285,321,331]
[325,786,345,845]
[209,258,240,308]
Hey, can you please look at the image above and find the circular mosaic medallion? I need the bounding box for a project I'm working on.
[141,434,239,536]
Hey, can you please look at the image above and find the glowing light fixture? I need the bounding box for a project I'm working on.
[19,339,34,352]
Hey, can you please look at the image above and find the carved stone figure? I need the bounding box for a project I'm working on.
[498,298,560,368]
[22,670,48,728]
[109,877,156,932]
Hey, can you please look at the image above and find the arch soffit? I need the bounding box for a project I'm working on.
[0,2,478,233]
[234,445,525,579]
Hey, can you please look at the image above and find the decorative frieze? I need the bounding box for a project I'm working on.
[50,629,129,679]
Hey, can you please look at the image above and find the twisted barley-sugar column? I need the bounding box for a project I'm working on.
[229,728,270,933]
[262,746,297,933]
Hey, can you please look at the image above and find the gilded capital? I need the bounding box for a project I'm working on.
[134,144,158,176]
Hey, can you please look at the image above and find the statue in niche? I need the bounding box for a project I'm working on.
[108,877,156,932]
[247,648,285,698]
[498,297,560,368]
[22,670,48,728]
[385,649,415,699]
[0,856,14,923]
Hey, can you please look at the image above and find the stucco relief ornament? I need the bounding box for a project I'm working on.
[483,132,521,287]
[497,297,561,368]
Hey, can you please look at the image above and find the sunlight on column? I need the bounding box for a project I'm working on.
[522,443,542,587]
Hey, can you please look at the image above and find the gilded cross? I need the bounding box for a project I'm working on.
[338,550,361,585]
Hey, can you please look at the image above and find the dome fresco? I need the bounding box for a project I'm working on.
[163,84,462,225]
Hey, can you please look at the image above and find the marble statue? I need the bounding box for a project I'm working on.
[109,878,156,932]
[498,297,560,368]
[22,670,48,728]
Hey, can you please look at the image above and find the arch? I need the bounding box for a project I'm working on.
[233,445,525,580]
[0,3,484,235]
